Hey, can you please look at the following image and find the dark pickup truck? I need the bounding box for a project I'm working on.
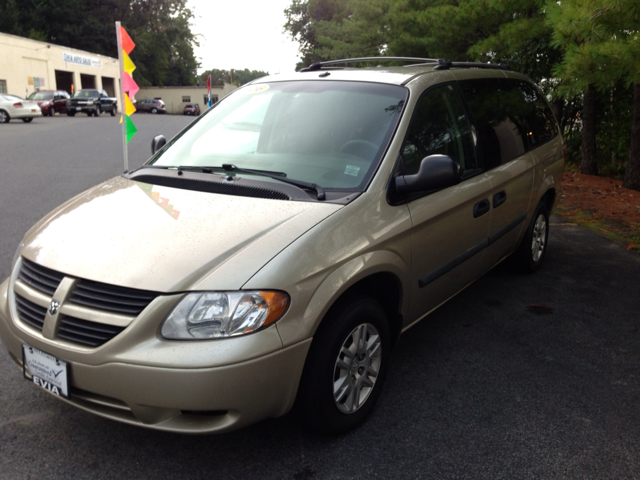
[66,89,118,117]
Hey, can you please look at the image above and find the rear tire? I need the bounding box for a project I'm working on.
[22,117,33,123]
[512,202,549,274]
[151,107,158,114]
[296,293,390,434]
[0,110,9,123]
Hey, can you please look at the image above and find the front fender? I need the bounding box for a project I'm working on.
[276,250,410,347]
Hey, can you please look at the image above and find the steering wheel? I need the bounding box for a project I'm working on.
[339,139,379,159]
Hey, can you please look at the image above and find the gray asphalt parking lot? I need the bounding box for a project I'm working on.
[1,114,639,479]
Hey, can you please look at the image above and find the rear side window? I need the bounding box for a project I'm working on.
[459,79,558,170]
[401,84,476,175]
[516,81,559,148]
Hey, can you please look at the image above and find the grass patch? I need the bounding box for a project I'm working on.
[555,205,640,253]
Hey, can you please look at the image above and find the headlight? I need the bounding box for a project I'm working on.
[87,100,94,105]
[42,101,51,106]
[161,291,289,340]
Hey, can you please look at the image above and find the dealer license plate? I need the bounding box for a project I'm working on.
[22,344,69,398]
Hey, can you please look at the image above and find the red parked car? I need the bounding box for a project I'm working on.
[27,90,70,116]
[183,103,201,116]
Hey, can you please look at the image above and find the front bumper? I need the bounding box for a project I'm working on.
[68,104,99,114]
[0,275,311,433]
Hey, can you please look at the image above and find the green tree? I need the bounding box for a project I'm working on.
[0,0,199,87]
[546,0,640,188]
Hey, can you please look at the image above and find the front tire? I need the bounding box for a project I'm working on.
[110,106,116,116]
[513,202,549,273]
[67,112,75,117]
[94,105,101,116]
[50,107,55,116]
[296,294,390,434]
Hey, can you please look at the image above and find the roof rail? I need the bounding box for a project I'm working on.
[299,57,440,72]
[433,60,511,71]
[298,57,511,72]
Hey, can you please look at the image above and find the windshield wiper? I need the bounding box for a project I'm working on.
[137,164,326,201]
[220,164,326,201]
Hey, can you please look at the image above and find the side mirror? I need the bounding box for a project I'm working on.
[395,154,461,193]
[151,135,167,154]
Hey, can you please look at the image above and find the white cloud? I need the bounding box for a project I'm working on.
[188,0,301,75]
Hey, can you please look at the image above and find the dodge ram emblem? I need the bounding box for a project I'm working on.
[48,300,60,316]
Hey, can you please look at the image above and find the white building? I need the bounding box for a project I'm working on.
[0,32,121,98]
[137,84,238,114]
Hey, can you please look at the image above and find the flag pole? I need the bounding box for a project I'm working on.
[116,21,129,174]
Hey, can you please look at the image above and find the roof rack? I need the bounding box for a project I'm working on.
[433,60,511,71]
[299,57,439,72]
[298,57,510,72]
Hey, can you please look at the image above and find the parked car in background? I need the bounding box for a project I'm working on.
[66,89,117,117]
[27,90,70,116]
[0,94,42,123]
[136,98,166,114]
[183,103,201,116]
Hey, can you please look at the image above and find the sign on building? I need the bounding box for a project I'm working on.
[62,52,103,68]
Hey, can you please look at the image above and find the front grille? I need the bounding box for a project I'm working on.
[15,294,46,331]
[14,259,155,347]
[57,316,125,347]
[69,280,157,315]
[18,258,64,296]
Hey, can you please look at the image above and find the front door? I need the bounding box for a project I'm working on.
[400,84,492,323]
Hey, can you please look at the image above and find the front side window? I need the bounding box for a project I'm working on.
[151,81,407,191]
[401,84,476,176]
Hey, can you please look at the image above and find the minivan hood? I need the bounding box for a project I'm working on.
[20,176,341,292]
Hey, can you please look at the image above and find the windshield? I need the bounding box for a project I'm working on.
[74,90,99,98]
[149,81,407,191]
[28,92,53,100]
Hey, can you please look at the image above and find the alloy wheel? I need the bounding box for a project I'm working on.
[531,213,547,263]
[333,322,382,414]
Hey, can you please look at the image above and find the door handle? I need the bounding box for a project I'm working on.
[473,198,490,218]
[493,190,507,208]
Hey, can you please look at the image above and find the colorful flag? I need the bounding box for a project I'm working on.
[123,52,136,75]
[207,74,211,108]
[120,26,135,55]
[118,25,137,145]
[122,71,139,99]
[124,93,136,117]
[125,114,138,143]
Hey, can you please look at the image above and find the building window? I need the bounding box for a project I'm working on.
[0,80,6,94]
[182,96,191,102]
[203,94,219,105]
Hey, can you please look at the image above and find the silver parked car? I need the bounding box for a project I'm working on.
[0,57,564,434]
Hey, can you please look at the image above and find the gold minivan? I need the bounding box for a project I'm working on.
[0,58,564,434]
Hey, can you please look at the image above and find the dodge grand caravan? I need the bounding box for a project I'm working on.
[0,57,564,434]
